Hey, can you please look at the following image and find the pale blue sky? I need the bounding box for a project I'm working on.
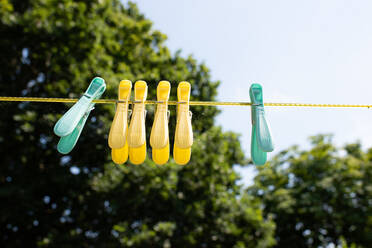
[127,0,372,184]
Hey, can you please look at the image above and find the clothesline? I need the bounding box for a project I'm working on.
[0,96,372,108]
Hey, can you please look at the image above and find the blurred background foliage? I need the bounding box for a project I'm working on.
[249,135,372,248]
[0,0,371,247]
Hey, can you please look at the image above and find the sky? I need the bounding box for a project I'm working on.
[126,0,372,184]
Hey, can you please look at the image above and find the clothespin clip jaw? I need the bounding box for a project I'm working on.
[249,83,274,165]
[54,77,106,154]
[128,80,148,165]
[173,81,193,165]
[150,81,171,165]
[109,80,132,164]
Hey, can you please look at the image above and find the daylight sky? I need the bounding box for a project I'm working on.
[127,0,372,184]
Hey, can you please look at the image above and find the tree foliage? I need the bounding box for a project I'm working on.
[249,135,372,248]
[0,0,275,247]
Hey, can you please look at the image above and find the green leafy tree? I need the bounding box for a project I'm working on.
[0,0,275,247]
[249,135,372,248]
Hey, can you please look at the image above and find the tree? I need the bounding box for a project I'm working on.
[0,0,275,247]
[248,135,372,248]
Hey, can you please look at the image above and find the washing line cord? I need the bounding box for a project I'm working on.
[0,96,371,108]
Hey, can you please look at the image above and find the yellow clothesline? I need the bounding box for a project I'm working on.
[0,96,372,108]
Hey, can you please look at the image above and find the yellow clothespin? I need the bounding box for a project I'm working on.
[109,80,132,164]
[173,82,193,165]
[128,81,148,164]
[150,81,171,165]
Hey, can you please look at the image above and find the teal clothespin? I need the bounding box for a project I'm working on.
[54,77,106,154]
[250,84,274,165]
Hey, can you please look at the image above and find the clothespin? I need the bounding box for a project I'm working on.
[109,80,132,164]
[173,82,193,165]
[150,81,171,165]
[249,84,274,165]
[54,77,106,154]
[128,81,148,164]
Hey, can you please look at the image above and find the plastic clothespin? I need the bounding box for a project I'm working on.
[128,81,148,164]
[109,80,132,164]
[249,83,274,165]
[173,82,193,165]
[54,77,106,154]
[150,81,171,165]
